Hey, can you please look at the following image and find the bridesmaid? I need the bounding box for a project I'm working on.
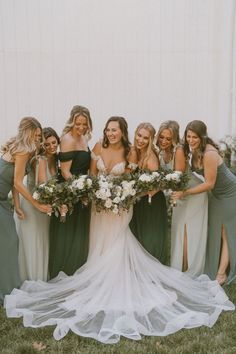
[0,117,51,304]
[16,127,60,281]
[129,123,168,264]
[156,120,208,276]
[173,120,236,284]
[49,105,92,278]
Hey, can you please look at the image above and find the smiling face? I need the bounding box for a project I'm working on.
[44,135,59,156]
[72,115,88,137]
[157,128,173,151]
[33,127,42,145]
[105,121,122,145]
[186,129,201,151]
[135,128,150,151]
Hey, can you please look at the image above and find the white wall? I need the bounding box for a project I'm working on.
[0,0,235,147]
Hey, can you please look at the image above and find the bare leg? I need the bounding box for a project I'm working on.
[182,224,188,272]
[216,225,229,285]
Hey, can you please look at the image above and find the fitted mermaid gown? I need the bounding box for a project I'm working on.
[4,158,235,343]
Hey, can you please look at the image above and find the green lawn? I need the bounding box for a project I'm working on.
[0,284,235,354]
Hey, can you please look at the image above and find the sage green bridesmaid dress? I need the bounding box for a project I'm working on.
[49,150,91,279]
[204,163,236,284]
[0,158,21,304]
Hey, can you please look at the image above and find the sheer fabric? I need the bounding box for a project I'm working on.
[4,160,235,343]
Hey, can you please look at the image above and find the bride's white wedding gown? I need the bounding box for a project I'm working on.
[4,158,235,344]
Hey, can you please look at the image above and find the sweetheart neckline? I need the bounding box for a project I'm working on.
[98,156,126,174]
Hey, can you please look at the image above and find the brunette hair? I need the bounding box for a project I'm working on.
[102,116,131,161]
[42,127,60,145]
[183,120,219,159]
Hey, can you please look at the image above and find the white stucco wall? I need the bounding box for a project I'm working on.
[0,0,235,147]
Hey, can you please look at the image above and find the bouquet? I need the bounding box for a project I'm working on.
[32,177,59,214]
[92,174,137,214]
[33,175,94,222]
[134,169,164,203]
[160,170,189,207]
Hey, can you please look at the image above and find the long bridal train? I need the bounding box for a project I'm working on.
[4,208,234,344]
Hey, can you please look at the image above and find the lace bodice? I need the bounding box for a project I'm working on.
[91,151,126,176]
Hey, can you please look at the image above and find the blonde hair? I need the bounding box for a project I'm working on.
[1,117,42,156]
[155,120,180,148]
[134,122,158,169]
[62,105,93,139]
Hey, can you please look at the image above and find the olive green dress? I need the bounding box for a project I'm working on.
[204,163,236,284]
[49,151,91,279]
[0,158,21,304]
[129,191,168,264]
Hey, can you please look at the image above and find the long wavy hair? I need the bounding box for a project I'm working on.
[134,122,158,169]
[155,120,180,148]
[1,117,42,156]
[102,116,131,162]
[62,105,93,139]
[183,120,219,161]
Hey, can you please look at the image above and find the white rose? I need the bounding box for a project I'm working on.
[113,196,121,204]
[152,171,160,178]
[32,191,40,200]
[112,205,119,214]
[105,198,113,208]
[86,178,92,187]
[139,174,151,182]
[130,189,136,196]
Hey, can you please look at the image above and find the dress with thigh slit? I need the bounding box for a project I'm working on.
[203,163,236,284]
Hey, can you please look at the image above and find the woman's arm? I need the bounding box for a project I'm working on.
[89,142,101,176]
[12,186,25,219]
[174,146,186,172]
[59,137,74,180]
[14,153,52,214]
[172,150,218,199]
[126,146,138,173]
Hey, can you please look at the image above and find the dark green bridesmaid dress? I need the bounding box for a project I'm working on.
[129,191,168,264]
[49,150,91,279]
[0,158,21,304]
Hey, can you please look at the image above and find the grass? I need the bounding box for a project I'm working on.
[0,284,235,354]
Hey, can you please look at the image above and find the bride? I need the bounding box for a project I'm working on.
[4,117,235,344]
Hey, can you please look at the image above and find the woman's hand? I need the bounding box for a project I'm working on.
[34,202,52,215]
[60,204,68,217]
[15,207,25,220]
[172,190,185,201]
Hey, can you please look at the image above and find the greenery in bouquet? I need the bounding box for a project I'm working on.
[160,170,189,191]
[69,174,94,207]
[32,177,59,212]
[219,135,236,170]
[92,173,137,214]
[32,175,91,222]
[133,168,164,196]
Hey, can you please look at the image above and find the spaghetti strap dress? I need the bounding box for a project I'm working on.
[204,162,236,284]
